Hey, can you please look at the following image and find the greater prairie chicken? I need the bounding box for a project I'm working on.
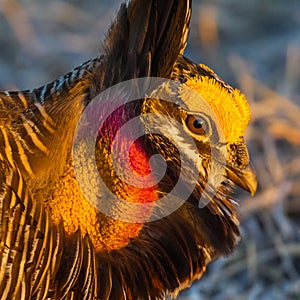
[0,0,257,299]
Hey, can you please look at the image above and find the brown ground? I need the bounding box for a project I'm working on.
[0,0,299,299]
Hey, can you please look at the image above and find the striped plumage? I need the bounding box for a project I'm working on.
[0,0,256,299]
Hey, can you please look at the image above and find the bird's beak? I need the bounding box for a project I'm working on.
[226,162,257,196]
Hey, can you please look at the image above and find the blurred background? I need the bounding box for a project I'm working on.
[0,0,299,299]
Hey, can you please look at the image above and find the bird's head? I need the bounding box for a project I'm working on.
[180,67,256,196]
[139,66,257,216]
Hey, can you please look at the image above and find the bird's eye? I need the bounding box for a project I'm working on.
[185,115,208,135]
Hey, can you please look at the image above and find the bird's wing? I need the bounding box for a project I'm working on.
[0,56,103,179]
[0,55,101,300]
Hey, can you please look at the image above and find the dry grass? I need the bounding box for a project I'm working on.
[0,0,299,299]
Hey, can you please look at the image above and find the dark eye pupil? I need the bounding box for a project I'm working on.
[185,115,208,135]
[193,119,203,129]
